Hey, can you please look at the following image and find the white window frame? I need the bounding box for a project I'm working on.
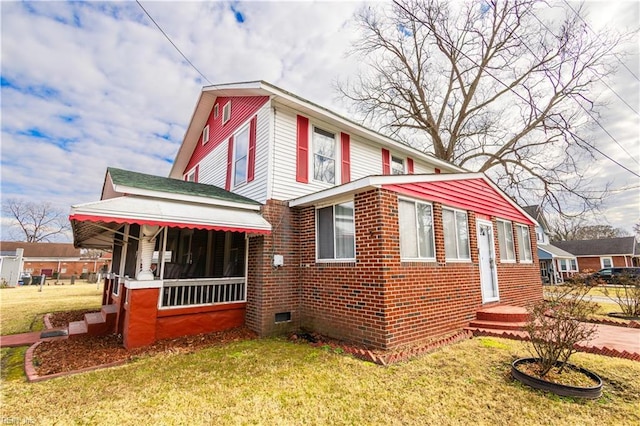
[185,168,197,182]
[232,124,250,188]
[442,207,471,261]
[222,102,231,125]
[312,126,337,184]
[214,104,219,119]
[315,201,356,262]
[202,124,210,145]
[496,220,516,262]
[398,198,436,261]
[391,156,405,175]
[600,257,613,269]
[516,224,533,263]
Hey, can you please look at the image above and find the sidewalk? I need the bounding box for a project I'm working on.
[0,329,68,348]
[471,322,640,361]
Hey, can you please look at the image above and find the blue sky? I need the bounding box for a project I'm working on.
[1,1,638,242]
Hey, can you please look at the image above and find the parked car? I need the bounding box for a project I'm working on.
[588,267,640,284]
[18,272,31,286]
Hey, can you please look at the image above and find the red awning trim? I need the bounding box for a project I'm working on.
[69,214,271,235]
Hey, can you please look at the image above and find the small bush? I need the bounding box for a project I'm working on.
[525,278,598,377]
[602,274,640,317]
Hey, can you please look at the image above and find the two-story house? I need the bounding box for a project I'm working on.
[70,81,542,350]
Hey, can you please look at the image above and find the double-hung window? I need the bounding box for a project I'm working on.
[496,220,515,262]
[317,201,355,260]
[202,125,210,145]
[222,102,231,124]
[398,199,435,260]
[391,156,405,175]
[313,127,336,184]
[233,125,249,186]
[442,208,470,260]
[516,224,533,262]
[600,257,613,268]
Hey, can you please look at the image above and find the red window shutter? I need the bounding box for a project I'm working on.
[435,168,441,174]
[296,115,309,183]
[225,136,234,190]
[341,132,351,184]
[381,148,391,175]
[194,165,199,183]
[407,158,414,174]
[247,115,257,182]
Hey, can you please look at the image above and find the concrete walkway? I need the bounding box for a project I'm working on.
[470,322,640,361]
[0,329,68,348]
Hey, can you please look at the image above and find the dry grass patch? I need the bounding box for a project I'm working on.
[1,337,639,425]
[0,282,102,335]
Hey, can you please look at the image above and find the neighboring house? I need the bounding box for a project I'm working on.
[0,242,111,279]
[521,205,577,284]
[70,81,542,350]
[0,247,24,287]
[553,237,640,272]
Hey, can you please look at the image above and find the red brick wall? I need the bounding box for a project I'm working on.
[241,188,541,349]
[577,256,630,272]
[296,188,541,350]
[246,200,300,336]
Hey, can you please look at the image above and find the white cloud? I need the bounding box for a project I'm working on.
[1,0,638,242]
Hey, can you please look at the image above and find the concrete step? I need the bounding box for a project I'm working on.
[68,320,88,338]
[476,305,529,323]
[468,319,527,331]
[85,312,109,335]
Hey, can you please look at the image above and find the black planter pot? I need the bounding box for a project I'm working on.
[511,357,602,399]
[608,312,640,321]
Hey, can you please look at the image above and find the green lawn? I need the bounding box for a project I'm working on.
[0,282,102,335]
[1,284,639,425]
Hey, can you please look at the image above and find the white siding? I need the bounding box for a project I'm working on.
[271,104,441,201]
[197,102,271,203]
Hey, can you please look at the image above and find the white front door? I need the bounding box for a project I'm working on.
[477,221,499,303]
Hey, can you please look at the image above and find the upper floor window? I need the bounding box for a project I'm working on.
[496,220,515,262]
[186,169,196,182]
[202,125,210,145]
[313,127,335,184]
[392,156,405,175]
[317,201,355,261]
[398,199,435,260]
[442,208,470,260]
[222,102,231,125]
[516,224,533,262]
[233,125,249,186]
[214,104,219,119]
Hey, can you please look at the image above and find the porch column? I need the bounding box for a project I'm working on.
[137,224,159,281]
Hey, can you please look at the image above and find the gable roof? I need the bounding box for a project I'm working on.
[169,80,466,179]
[522,205,549,231]
[104,168,260,208]
[0,241,81,258]
[553,237,639,256]
[289,173,536,225]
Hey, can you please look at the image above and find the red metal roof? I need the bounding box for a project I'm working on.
[383,178,533,225]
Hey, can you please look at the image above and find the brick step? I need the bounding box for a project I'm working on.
[468,319,527,331]
[476,305,529,323]
[68,320,88,338]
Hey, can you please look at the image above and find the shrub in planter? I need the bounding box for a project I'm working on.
[514,279,602,398]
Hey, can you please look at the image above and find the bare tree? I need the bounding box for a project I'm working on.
[339,0,633,215]
[2,199,70,242]
[549,216,630,241]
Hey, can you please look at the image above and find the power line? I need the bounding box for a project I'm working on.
[525,10,640,165]
[562,0,640,82]
[391,0,640,179]
[136,1,213,85]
